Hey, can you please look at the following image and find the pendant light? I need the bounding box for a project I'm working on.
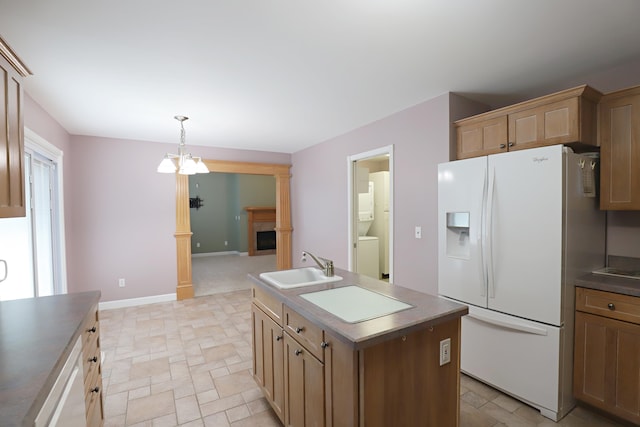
[157,115,210,175]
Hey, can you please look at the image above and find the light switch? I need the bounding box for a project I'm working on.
[415,226,422,239]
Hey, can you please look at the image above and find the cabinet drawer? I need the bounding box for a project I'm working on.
[284,305,324,361]
[253,286,283,326]
[83,343,101,391]
[85,373,104,427]
[82,307,100,351]
[576,287,640,325]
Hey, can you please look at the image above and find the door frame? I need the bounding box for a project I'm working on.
[174,159,292,300]
[347,145,394,282]
[24,127,67,295]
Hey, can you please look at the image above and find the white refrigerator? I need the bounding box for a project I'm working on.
[437,145,605,421]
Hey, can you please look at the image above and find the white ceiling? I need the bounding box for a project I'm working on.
[2,0,640,153]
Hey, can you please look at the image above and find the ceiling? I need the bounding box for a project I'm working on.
[2,0,640,154]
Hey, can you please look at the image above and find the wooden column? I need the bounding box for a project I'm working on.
[275,171,292,270]
[175,173,194,300]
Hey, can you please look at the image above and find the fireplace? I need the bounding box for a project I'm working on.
[246,207,277,256]
[257,230,276,251]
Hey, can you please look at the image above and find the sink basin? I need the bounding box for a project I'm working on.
[259,267,342,289]
[300,286,413,323]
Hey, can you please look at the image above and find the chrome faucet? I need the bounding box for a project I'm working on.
[301,251,334,277]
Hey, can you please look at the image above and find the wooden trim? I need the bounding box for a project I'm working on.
[174,160,292,300]
[454,85,602,126]
[0,36,32,77]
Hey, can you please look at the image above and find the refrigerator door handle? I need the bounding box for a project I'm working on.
[479,167,488,297]
[467,313,548,336]
[486,167,496,299]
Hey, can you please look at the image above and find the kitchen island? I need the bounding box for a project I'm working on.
[0,291,103,427]
[250,268,468,427]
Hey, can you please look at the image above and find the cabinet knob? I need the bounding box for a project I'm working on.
[91,387,100,394]
[499,143,506,149]
[294,349,303,356]
[275,335,282,341]
[88,356,98,363]
[508,142,515,147]
[87,326,96,333]
[321,341,329,349]
[607,303,615,311]
[295,327,304,334]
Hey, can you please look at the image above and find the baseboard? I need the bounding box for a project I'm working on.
[99,293,176,310]
[192,251,240,258]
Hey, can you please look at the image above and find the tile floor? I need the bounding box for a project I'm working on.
[100,290,626,427]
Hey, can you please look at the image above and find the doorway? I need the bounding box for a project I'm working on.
[347,145,393,283]
[188,172,277,296]
[0,128,66,300]
[174,159,292,300]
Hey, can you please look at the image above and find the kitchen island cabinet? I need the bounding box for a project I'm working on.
[251,269,467,427]
[574,276,640,425]
[0,291,103,427]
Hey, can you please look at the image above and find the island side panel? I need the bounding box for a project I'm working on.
[359,318,461,427]
[324,331,359,427]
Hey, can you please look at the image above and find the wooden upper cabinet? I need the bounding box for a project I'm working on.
[0,39,31,218]
[454,85,601,160]
[599,86,640,210]
[456,116,508,159]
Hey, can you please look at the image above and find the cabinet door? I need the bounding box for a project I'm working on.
[508,97,579,151]
[574,311,640,424]
[456,116,508,159]
[599,89,640,210]
[284,334,325,427]
[0,53,25,218]
[251,304,284,422]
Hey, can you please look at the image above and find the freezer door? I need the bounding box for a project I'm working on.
[487,145,563,325]
[461,306,566,420]
[437,157,487,307]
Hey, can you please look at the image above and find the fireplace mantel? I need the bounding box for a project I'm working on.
[246,207,276,256]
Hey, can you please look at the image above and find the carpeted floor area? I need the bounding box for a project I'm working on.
[191,253,276,297]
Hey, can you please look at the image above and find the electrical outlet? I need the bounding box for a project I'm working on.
[415,226,422,239]
[224,241,228,246]
[118,278,125,288]
[439,338,451,366]
[196,242,200,248]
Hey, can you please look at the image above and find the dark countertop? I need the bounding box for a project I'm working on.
[576,273,640,297]
[0,291,101,427]
[250,268,468,350]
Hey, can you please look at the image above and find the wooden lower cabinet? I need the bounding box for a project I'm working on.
[252,304,285,422]
[284,334,325,427]
[574,288,640,424]
[252,287,461,427]
[80,303,104,427]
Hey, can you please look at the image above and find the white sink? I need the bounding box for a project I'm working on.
[300,286,413,323]
[259,267,342,289]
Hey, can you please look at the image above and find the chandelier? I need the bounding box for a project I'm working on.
[157,115,210,175]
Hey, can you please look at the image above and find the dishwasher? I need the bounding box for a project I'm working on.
[34,335,87,427]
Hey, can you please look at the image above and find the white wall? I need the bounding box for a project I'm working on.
[291,93,487,295]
